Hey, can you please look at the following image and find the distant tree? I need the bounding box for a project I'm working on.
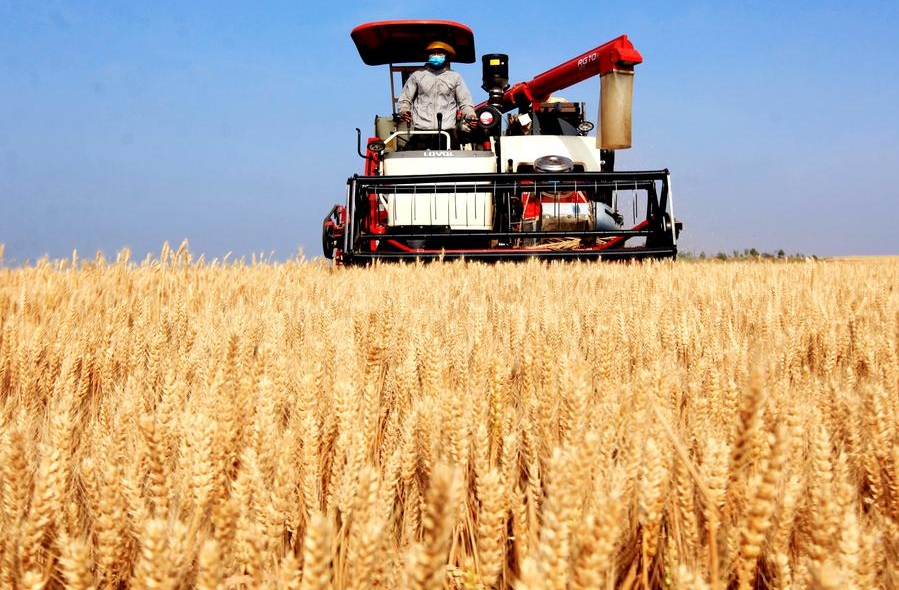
[777,249,785,259]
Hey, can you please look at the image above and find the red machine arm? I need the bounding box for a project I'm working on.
[489,35,642,113]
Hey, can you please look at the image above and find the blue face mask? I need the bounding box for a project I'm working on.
[428,54,446,67]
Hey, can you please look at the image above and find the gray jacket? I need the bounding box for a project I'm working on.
[396,65,476,131]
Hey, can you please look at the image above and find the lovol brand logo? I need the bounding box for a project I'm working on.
[577,52,598,68]
[424,150,455,157]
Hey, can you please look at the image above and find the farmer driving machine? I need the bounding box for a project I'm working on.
[322,20,680,263]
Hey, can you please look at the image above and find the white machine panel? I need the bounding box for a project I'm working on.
[499,136,606,172]
[380,150,496,230]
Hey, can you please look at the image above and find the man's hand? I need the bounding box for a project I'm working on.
[400,110,412,123]
[461,115,478,133]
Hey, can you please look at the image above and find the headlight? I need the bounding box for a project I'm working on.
[475,105,502,132]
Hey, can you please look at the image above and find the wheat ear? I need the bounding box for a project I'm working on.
[300,510,333,590]
[736,423,786,590]
[476,466,506,588]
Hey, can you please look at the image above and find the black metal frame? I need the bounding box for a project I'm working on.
[337,169,677,264]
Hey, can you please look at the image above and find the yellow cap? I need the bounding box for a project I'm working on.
[426,41,456,59]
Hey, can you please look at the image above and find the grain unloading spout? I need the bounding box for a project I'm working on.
[471,35,642,149]
[479,34,642,151]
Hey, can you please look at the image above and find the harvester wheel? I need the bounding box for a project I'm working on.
[322,230,335,260]
[322,205,345,260]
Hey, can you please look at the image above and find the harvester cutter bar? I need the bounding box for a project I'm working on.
[344,247,676,263]
[362,229,654,241]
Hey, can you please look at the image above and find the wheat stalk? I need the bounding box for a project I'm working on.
[2,253,898,589]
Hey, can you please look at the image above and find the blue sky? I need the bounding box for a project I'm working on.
[2,1,897,263]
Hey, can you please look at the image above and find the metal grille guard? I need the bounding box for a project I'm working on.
[340,169,678,263]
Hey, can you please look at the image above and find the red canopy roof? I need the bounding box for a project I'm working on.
[351,20,476,65]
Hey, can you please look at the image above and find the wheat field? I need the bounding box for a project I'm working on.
[1,246,897,589]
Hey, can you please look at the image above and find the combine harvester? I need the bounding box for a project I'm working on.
[322,20,680,264]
